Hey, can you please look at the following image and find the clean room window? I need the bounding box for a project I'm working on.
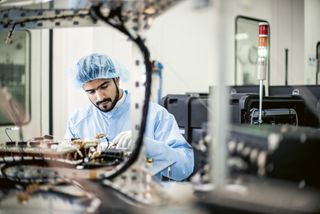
[0,30,31,126]
[235,16,268,85]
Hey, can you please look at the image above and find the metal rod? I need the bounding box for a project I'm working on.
[258,80,263,124]
[285,48,288,86]
[316,42,320,84]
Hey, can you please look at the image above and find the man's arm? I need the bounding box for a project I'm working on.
[146,107,194,181]
[145,137,194,181]
[64,121,74,139]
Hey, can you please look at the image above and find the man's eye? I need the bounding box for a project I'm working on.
[100,84,109,89]
[87,90,95,94]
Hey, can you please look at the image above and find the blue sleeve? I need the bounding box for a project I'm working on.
[145,108,194,181]
[64,116,76,139]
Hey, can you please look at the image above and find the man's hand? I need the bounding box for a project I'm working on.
[97,141,110,152]
[113,131,132,149]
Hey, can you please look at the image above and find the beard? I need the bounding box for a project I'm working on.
[93,88,120,112]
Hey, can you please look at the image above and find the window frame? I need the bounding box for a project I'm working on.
[234,15,269,86]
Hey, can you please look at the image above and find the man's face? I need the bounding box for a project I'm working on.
[83,78,120,112]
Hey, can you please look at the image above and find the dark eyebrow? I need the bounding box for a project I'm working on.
[99,81,110,87]
[85,80,110,92]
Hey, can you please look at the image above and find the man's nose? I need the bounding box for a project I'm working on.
[96,90,104,101]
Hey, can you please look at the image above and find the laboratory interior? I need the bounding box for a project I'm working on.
[0,0,320,213]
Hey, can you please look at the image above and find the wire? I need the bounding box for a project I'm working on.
[5,128,14,142]
[5,23,15,44]
[1,9,91,27]
[91,3,152,180]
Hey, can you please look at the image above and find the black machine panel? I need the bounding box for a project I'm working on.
[230,93,319,127]
[229,85,263,95]
[228,124,320,189]
[191,123,320,189]
[269,85,320,98]
[161,89,320,144]
[161,94,209,143]
[269,85,320,122]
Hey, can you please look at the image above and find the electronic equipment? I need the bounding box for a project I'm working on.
[195,124,320,213]
[227,124,320,189]
[229,93,318,127]
[161,93,209,143]
[229,85,263,95]
[248,108,298,125]
[161,92,319,146]
[269,85,320,125]
[0,135,127,183]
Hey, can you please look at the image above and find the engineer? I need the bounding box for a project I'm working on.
[65,53,194,181]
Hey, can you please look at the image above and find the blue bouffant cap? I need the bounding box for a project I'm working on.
[71,53,129,87]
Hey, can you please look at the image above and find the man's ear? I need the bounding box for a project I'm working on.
[114,77,120,85]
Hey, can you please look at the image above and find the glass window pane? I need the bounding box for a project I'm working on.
[0,30,30,125]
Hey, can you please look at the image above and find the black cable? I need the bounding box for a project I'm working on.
[4,128,13,142]
[2,9,91,28]
[91,4,152,180]
[285,48,288,86]
[5,23,15,44]
[2,9,93,44]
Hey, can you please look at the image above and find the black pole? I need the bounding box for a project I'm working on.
[48,29,53,135]
[285,48,288,86]
[316,42,320,85]
[47,0,54,135]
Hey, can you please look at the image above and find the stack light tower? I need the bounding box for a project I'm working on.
[257,22,269,124]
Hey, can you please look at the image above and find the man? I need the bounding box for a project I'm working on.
[65,53,194,181]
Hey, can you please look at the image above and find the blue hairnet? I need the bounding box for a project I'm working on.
[72,53,129,87]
